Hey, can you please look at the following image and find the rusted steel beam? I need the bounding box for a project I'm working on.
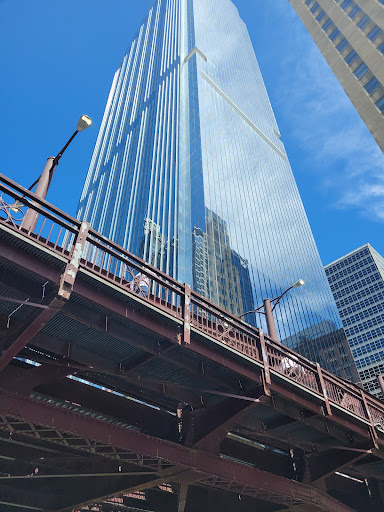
[2,217,383,451]
[0,482,54,510]
[60,299,241,392]
[0,230,62,285]
[270,380,380,445]
[177,483,189,512]
[347,460,384,480]
[54,466,192,512]
[0,363,72,395]
[192,394,265,451]
[303,449,368,484]
[35,374,176,439]
[0,297,64,374]
[263,415,300,433]
[221,436,294,478]
[120,353,158,372]
[2,186,384,435]
[22,341,203,408]
[0,267,48,301]
[66,282,383,446]
[0,389,355,512]
[0,363,177,438]
[73,278,180,344]
[0,456,153,478]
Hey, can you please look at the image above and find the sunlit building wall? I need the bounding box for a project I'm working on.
[77,0,357,380]
[289,0,384,152]
[325,244,384,397]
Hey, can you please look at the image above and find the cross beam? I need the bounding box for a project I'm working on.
[0,388,354,512]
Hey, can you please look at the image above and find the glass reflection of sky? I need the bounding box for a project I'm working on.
[76,0,357,380]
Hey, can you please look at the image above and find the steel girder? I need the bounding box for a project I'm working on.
[0,388,355,512]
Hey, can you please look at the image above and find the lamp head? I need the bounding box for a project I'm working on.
[292,279,305,288]
[77,115,92,132]
[10,200,23,213]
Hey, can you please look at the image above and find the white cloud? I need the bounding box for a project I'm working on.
[268,2,384,223]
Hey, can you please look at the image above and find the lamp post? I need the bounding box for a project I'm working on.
[20,115,92,232]
[377,375,384,398]
[239,279,305,342]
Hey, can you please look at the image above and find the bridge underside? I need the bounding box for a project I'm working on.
[0,181,384,512]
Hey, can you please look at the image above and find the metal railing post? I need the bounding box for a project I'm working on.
[58,220,90,300]
[259,329,271,396]
[360,389,379,449]
[182,283,191,345]
[316,363,332,416]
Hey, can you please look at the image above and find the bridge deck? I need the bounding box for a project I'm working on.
[0,174,383,512]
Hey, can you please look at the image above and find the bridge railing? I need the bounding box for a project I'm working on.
[1,173,384,429]
[0,175,80,255]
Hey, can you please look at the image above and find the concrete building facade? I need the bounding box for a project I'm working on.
[289,0,384,152]
[325,244,384,397]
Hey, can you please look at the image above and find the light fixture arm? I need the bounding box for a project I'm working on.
[270,285,294,312]
[238,279,304,342]
[20,115,92,232]
[238,303,265,319]
[54,130,79,166]
[238,285,294,319]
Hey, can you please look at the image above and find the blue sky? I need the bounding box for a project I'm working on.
[0,0,383,265]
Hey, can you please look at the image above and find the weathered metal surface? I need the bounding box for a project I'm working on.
[0,389,355,512]
[1,174,384,511]
[0,296,64,374]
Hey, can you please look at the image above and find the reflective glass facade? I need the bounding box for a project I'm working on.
[326,244,384,397]
[77,0,357,380]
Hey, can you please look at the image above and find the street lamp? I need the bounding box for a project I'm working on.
[9,200,23,213]
[377,375,384,399]
[239,279,305,342]
[21,115,92,232]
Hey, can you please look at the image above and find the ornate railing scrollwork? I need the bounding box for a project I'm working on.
[1,173,384,430]
[0,193,26,228]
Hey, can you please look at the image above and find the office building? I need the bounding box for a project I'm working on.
[289,0,384,152]
[77,0,357,380]
[325,244,384,397]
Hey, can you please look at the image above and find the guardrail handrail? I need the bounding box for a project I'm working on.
[1,173,384,429]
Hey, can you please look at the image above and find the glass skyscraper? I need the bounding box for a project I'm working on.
[77,0,357,380]
[325,244,384,397]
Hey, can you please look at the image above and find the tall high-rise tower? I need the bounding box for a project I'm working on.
[289,0,384,152]
[77,0,357,380]
[325,244,384,398]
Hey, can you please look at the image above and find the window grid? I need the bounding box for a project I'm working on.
[332,0,384,52]
[303,1,384,115]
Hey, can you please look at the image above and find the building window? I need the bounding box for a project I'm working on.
[367,26,383,42]
[375,95,384,112]
[329,28,341,41]
[348,6,361,19]
[310,1,320,14]
[336,38,350,52]
[340,0,353,10]
[357,15,371,30]
[364,77,381,94]
[316,9,326,22]
[353,62,369,79]
[322,19,334,31]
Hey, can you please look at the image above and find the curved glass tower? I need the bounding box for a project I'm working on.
[77,0,357,380]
